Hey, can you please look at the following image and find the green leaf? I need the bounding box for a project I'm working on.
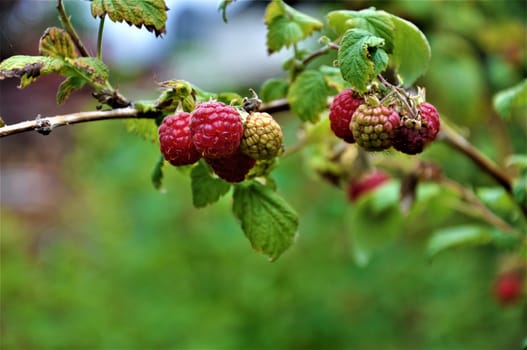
[427,225,492,258]
[260,78,289,103]
[39,27,78,59]
[347,182,403,266]
[390,15,431,86]
[191,160,231,208]
[56,76,86,104]
[151,155,165,190]
[327,9,395,52]
[493,79,527,120]
[232,181,298,261]
[338,29,388,92]
[124,118,159,143]
[65,57,109,90]
[90,0,168,37]
[319,65,350,92]
[287,69,329,122]
[264,0,323,54]
[0,55,64,88]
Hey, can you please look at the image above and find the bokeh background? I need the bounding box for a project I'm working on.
[1,1,526,349]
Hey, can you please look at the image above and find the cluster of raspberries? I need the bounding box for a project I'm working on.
[329,88,440,154]
[158,101,283,182]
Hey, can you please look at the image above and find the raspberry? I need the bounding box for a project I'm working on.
[206,150,256,183]
[351,104,400,151]
[240,112,283,160]
[158,112,201,166]
[347,170,390,202]
[329,89,363,143]
[393,102,440,155]
[493,273,523,305]
[190,101,243,159]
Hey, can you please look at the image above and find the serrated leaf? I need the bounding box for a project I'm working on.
[390,15,431,86]
[65,57,109,89]
[427,225,492,258]
[264,0,322,54]
[191,160,231,208]
[338,29,388,92]
[39,27,78,59]
[266,17,304,55]
[327,9,394,52]
[319,65,349,92]
[260,78,289,103]
[0,55,64,88]
[124,119,159,142]
[493,79,527,120]
[57,76,86,104]
[287,69,329,122]
[232,181,298,261]
[91,0,168,37]
[151,155,164,190]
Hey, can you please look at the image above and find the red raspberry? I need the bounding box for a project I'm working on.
[494,273,523,305]
[393,102,441,155]
[205,150,256,183]
[158,112,201,166]
[347,170,390,202]
[329,89,363,143]
[351,104,400,151]
[190,101,243,159]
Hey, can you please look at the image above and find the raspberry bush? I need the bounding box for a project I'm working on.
[0,0,525,273]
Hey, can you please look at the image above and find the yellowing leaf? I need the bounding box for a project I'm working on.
[39,27,78,59]
[0,55,64,88]
[91,0,168,37]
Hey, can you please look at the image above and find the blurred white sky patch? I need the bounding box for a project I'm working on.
[5,0,321,90]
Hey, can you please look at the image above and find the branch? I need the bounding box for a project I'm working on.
[0,107,142,137]
[57,0,91,57]
[438,123,512,193]
[440,177,515,233]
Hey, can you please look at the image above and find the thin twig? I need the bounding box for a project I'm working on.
[57,0,91,57]
[441,177,515,233]
[439,122,512,193]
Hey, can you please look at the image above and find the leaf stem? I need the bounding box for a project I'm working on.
[301,43,339,67]
[57,0,91,57]
[97,15,106,60]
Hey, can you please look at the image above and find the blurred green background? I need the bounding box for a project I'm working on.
[1,1,526,349]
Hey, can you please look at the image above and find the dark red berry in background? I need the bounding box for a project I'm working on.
[347,170,390,202]
[158,112,201,166]
[329,89,363,143]
[190,101,243,159]
[206,150,256,183]
[351,104,400,151]
[493,273,523,305]
[393,102,441,155]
